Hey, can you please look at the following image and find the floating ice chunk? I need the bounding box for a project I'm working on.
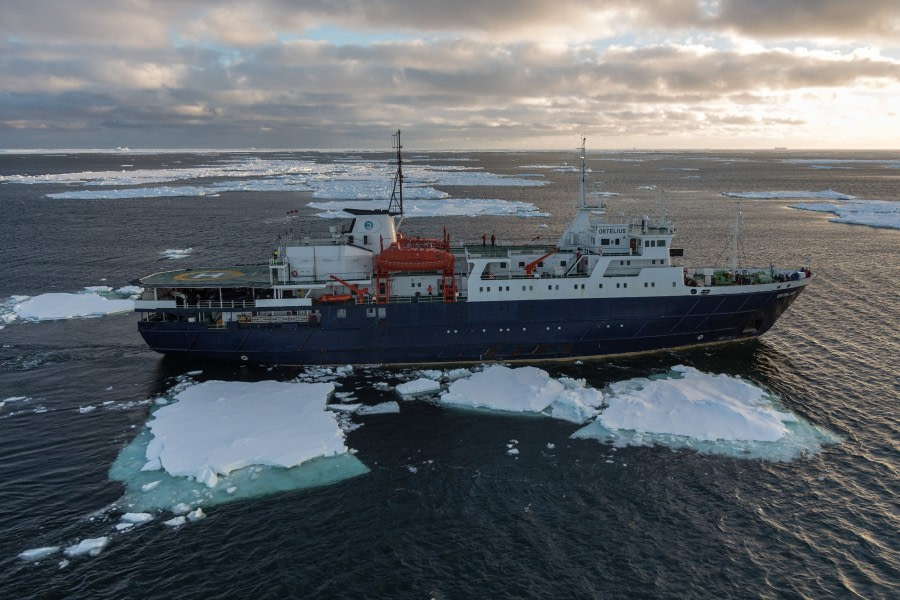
[417,369,443,380]
[187,508,206,522]
[327,403,361,413]
[171,503,193,515]
[64,537,109,558]
[163,516,186,527]
[120,512,153,525]
[357,401,400,415]
[11,291,134,322]
[444,368,472,381]
[396,378,442,397]
[573,366,841,461]
[116,286,143,298]
[78,406,97,414]
[507,448,519,455]
[19,546,60,562]
[439,365,603,424]
[162,248,193,259]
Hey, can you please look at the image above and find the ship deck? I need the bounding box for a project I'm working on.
[141,265,272,288]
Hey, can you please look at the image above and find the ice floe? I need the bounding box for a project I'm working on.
[162,248,193,259]
[396,377,443,397]
[5,158,547,210]
[110,379,368,512]
[18,546,61,562]
[438,365,604,424]
[573,366,840,461]
[356,401,400,415]
[788,200,900,230]
[722,189,856,200]
[783,158,900,169]
[2,287,139,324]
[433,364,838,461]
[309,198,547,219]
[63,537,109,558]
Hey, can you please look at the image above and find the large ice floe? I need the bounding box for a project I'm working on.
[721,189,899,230]
[1,286,141,326]
[572,366,840,461]
[438,365,604,424]
[110,378,368,512]
[722,189,856,201]
[435,364,837,461]
[788,200,900,230]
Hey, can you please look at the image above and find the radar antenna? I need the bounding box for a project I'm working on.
[388,130,404,215]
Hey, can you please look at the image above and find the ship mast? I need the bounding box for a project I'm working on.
[388,129,404,215]
[730,203,741,273]
[579,136,587,208]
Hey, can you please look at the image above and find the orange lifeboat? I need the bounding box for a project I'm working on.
[318,293,353,303]
[375,244,454,272]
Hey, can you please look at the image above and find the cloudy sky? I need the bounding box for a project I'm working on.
[2,0,899,149]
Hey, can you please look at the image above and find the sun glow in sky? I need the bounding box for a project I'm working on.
[2,0,898,149]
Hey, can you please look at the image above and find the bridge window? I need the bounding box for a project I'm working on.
[601,239,610,246]
[659,239,666,247]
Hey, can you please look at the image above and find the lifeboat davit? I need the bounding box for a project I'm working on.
[375,244,454,272]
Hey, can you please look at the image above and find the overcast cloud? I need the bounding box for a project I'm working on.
[2,0,898,149]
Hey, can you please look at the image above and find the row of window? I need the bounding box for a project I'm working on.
[478,280,675,293]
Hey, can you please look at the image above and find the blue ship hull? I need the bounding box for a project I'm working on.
[137,286,806,366]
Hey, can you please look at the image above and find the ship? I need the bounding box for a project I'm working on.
[135,132,813,366]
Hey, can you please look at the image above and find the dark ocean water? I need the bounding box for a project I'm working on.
[1,149,898,599]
